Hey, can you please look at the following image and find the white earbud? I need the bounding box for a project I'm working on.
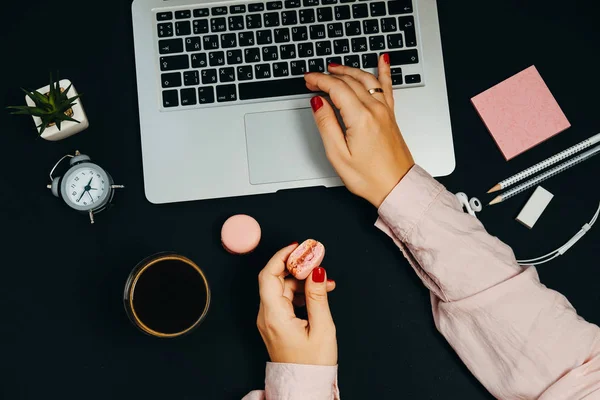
[455,192,482,217]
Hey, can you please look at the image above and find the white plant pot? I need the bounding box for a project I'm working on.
[24,79,89,141]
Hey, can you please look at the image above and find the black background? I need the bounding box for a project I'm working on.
[1,1,599,399]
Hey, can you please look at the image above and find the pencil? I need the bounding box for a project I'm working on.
[489,144,600,205]
[487,132,600,193]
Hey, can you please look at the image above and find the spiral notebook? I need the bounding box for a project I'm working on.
[471,66,571,161]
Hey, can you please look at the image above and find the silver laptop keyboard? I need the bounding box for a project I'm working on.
[156,0,424,109]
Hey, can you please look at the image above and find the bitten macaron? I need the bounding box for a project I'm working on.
[221,215,261,255]
[286,239,325,280]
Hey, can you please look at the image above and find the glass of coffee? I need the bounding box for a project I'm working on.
[124,253,211,338]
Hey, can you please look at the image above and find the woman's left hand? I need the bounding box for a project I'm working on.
[257,244,338,366]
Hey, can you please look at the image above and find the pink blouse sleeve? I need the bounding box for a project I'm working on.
[375,165,600,399]
[242,362,340,400]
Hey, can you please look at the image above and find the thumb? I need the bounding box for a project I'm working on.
[305,267,335,334]
[310,96,349,163]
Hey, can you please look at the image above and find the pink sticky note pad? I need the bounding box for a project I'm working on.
[471,66,571,160]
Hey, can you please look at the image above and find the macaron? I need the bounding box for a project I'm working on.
[286,239,325,280]
[221,215,261,255]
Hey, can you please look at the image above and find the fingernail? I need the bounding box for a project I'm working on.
[328,62,341,67]
[304,72,311,75]
[383,53,390,65]
[312,267,326,283]
[310,96,323,112]
[290,242,299,246]
[327,278,335,283]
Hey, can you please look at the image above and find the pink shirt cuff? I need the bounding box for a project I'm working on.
[265,362,340,400]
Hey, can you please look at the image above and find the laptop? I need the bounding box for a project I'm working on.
[132,0,455,204]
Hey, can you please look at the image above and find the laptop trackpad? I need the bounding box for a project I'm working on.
[244,108,338,185]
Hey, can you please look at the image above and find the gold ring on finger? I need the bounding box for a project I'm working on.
[368,88,384,95]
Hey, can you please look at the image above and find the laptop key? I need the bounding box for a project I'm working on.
[322,0,337,4]
[298,42,314,58]
[274,28,291,43]
[209,51,225,66]
[310,24,326,40]
[184,71,199,86]
[317,7,333,22]
[280,44,297,59]
[273,62,290,77]
[381,17,397,32]
[229,16,244,30]
[226,49,243,64]
[198,86,215,104]
[262,46,279,61]
[405,74,421,84]
[221,33,237,48]
[315,40,332,56]
[351,37,367,52]
[299,9,315,24]
[388,0,413,15]
[176,21,191,35]
[303,0,319,6]
[326,56,342,66]
[203,35,220,49]
[238,32,255,46]
[158,22,174,37]
[327,23,343,37]
[237,65,254,80]
[290,60,307,75]
[230,5,246,14]
[363,19,379,34]
[217,84,237,102]
[387,34,404,49]
[352,4,368,18]
[239,77,312,100]
[180,88,197,106]
[344,55,360,68]
[398,16,417,47]
[334,5,351,20]
[193,8,209,17]
[219,67,236,82]
[211,6,228,15]
[282,11,298,25]
[264,12,280,27]
[292,26,308,41]
[162,90,179,107]
[369,35,385,51]
[308,58,325,72]
[201,69,218,84]
[285,0,301,8]
[157,12,173,21]
[161,72,182,88]
[185,37,201,52]
[193,19,209,34]
[345,21,361,36]
[249,3,265,12]
[175,10,191,19]
[267,1,284,10]
[191,53,207,68]
[392,74,403,85]
[255,64,272,79]
[246,14,262,29]
[244,47,261,63]
[160,55,189,71]
[387,49,419,65]
[159,39,184,54]
[333,39,350,54]
[370,2,386,17]
[257,30,273,45]
[211,17,227,32]
[361,53,378,68]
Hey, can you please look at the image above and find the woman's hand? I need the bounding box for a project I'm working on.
[257,244,337,366]
[304,55,415,208]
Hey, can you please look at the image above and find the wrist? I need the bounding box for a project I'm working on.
[371,163,415,208]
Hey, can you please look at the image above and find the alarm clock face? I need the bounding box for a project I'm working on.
[61,163,111,211]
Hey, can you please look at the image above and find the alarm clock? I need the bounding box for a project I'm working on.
[47,151,124,224]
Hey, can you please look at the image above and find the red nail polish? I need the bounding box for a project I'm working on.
[328,62,341,67]
[312,267,326,283]
[327,279,335,283]
[383,53,390,65]
[290,242,299,246]
[310,96,323,112]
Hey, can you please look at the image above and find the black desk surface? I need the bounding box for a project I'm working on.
[1,1,599,399]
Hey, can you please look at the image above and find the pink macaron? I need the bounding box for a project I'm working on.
[221,215,261,255]
[286,239,325,280]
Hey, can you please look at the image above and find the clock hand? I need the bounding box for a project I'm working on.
[87,192,95,202]
[77,189,87,202]
[87,177,94,187]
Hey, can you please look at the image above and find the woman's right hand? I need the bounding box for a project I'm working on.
[304,55,415,208]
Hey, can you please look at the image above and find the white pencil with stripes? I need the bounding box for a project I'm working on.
[487,132,600,193]
[489,144,600,205]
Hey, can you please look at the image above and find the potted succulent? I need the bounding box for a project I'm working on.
[8,74,89,141]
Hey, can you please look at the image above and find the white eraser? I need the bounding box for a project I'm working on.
[516,186,554,229]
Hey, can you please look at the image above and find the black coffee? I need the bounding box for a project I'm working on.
[132,259,207,335]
